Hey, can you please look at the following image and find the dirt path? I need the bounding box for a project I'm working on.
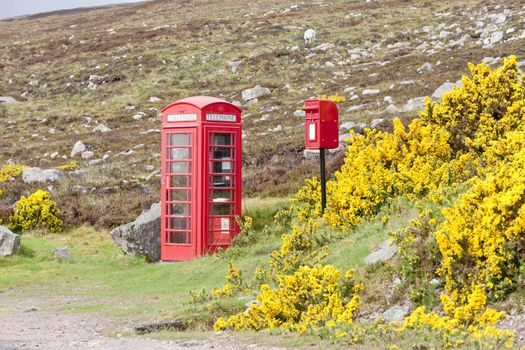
[0,291,285,350]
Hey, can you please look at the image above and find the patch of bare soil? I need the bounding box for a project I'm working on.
[0,290,286,350]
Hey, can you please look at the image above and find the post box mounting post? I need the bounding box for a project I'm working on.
[319,148,327,214]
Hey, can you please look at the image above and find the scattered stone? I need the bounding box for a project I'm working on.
[370,118,385,128]
[135,320,186,335]
[242,85,271,101]
[491,13,507,25]
[53,247,71,260]
[498,312,525,346]
[432,82,456,101]
[430,278,441,286]
[341,121,366,130]
[22,167,65,183]
[382,302,412,322]
[229,60,243,73]
[88,159,103,166]
[362,89,380,95]
[110,202,161,262]
[29,80,39,87]
[303,149,320,159]
[81,151,94,159]
[486,31,503,45]
[269,125,283,132]
[293,109,305,117]
[148,96,161,103]
[403,97,426,112]
[312,43,334,51]
[93,124,111,133]
[384,96,393,104]
[0,226,20,257]
[0,96,18,104]
[71,141,86,157]
[417,62,433,73]
[364,238,397,265]
[385,104,399,114]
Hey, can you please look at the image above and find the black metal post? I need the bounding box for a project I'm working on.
[320,148,327,214]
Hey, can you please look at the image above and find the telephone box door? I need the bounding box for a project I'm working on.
[161,128,197,261]
[206,127,242,250]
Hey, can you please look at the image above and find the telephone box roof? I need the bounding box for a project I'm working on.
[161,96,242,113]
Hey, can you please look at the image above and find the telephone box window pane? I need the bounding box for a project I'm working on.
[170,217,189,230]
[212,190,231,202]
[169,148,189,160]
[171,203,190,216]
[209,217,232,232]
[211,176,233,188]
[170,162,191,174]
[170,189,191,202]
[169,134,190,146]
[212,161,233,174]
[212,147,233,160]
[170,176,190,188]
[212,134,233,146]
[211,204,232,216]
[169,232,189,244]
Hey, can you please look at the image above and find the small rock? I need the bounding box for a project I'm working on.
[341,121,366,130]
[403,97,426,112]
[303,149,320,159]
[53,247,71,260]
[312,43,335,51]
[362,89,380,95]
[93,124,111,133]
[71,141,86,157]
[149,96,161,103]
[364,238,397,265]
[370,118,384,128]
[81,151,94,159]
[385,104,399,114]
[0,96,18,104]
[382,302,412,322]
[0,226,20,257]
[491,13,506,25]
[242,85,271,101]
[417,62,433,73]
[29,80,39,87]
[269,125,283,132]
[293,109,305,117]
[229,60,243,73]
[432,82,456,101]
[22,168,65,183]
[383,96,393,104]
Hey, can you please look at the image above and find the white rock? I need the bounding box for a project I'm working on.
[50,152,59,159]
[71,141,86,157]
[0,226,20,257]
[149,96,161,103]
[362,89,380,95]
[417,62,433,73]
[133,113,144,120]
[384,96,393,104]
[489,31,503,44]
[313,43,335,51]
[29,80,39,87]
[268,125,283,132]
[370,118,385,128]
[365,238,397,265]
[242,85,270,101]
[88,159,104,166]
[0,96,18,104]
[325,61,335,68]
[341,121,367,130]
[93,124,111,133]
[81,151,94,159]
[385,104,399,114]
[403,97,426,112]
[432,82,456,101]
[22,167,65,183]
[229,60,243,73]
[491,13,506,25]
[293,109,305,117]
[382,302,412,322]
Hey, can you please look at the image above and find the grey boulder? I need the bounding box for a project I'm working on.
[0,96,18,104]
[0,226,20,257]
[242,85,270,101]
[110,202,161,262]
[22,167,65,183]
[432,82,456,101]
[364,238,397,265]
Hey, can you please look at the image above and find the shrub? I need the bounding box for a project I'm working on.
[56,161,79,171]
[214,265,363,335]
[8,190,64,233]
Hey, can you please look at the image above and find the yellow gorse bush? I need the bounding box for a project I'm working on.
[0,163,24,197]
[56,161,79,171]
[214,265,363,334]
[9,190,64,233]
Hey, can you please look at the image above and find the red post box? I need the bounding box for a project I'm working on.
[160,96,242,261]
[304,99,339,150]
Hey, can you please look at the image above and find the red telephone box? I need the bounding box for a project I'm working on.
[160,96,242,261]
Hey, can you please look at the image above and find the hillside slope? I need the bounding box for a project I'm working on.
[1,0,524,227]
